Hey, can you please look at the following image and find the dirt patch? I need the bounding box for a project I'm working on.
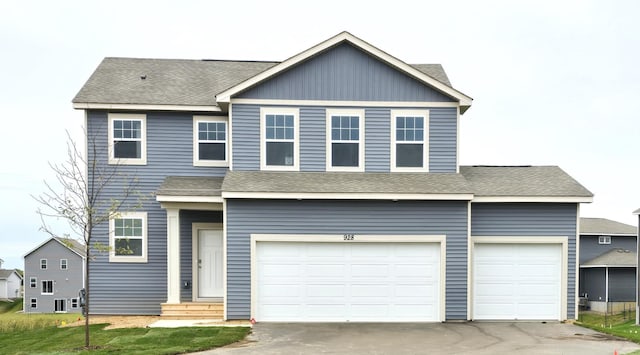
[65,316,160,329]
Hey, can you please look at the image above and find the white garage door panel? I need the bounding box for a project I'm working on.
[473,243,562,320]
[256,242,441,322]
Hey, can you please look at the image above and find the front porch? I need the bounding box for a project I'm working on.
[161,302,224,319]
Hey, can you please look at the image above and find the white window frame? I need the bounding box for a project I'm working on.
[193,116,229,167]
[108,113,147,165]
[109,212,148,263]
[30,277,37,288]
[54,299,67,313]
[326,108,365,172]
[41,280,54,295]
[71,298,79,309]
[390,109,430,172]
[40,259,47,270]
[260,107,300,171]
[30,298,37,309]
[60,259,68,270]
[598,235,611,245]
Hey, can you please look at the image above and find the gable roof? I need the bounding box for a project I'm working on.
[0,269,22,280]
[24,237,86,259]
[459,166,593,203]
[216,32,472,112]
[634,208,640,214]
[581,248,637,267]
[580,217,637,236]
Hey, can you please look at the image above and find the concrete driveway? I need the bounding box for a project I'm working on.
[199,322,640,355]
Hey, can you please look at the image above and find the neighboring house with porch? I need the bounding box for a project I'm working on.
[23,237,85,313]
[578,217,637,313]
[72,32,593,322]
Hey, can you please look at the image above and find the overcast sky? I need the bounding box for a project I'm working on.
[1,0,638,270]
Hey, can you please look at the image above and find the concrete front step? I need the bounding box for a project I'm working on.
[161,302,224,319]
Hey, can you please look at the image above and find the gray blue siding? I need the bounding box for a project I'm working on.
[238,43,455,102]
[24,240,84,313]
[226,199,468,320]
[232,104,458,173]
[470,203,578,319]
[579,235,636,264]
[86,110,227,315]
[580,268,636,302]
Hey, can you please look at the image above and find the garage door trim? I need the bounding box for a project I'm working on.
[250,234,447,322]
[469,236,568,321]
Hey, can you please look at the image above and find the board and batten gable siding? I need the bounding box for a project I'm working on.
[24,240,84,313]
[232,104,457,172]
[86,111,227,314]
[579,235,637,264]
[237,43,455,103]
[225,199,469,320]
[470,203,578,318]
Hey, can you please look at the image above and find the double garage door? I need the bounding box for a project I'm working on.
[255,241,442,322]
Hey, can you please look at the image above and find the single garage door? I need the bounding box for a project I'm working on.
[256,242,441,322]
[473,243,562,320]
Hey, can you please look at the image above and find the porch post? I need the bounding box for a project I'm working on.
[166,208,181,304]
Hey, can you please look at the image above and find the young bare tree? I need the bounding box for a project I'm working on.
[33,130,140,348]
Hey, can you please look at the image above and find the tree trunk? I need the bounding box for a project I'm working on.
[85,243,90,348]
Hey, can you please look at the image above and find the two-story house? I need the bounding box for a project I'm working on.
[24,237,85,313]
[72,32,593,322]
[578,217,637,313]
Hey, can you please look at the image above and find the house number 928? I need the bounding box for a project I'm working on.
[343,234,355,241]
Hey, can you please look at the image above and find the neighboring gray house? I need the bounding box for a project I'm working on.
[0,268,22,299]
[72,32,593,322]
[23,237,85,313]
[578,217,637,312]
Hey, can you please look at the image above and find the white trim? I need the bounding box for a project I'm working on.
[41,280,54,295]
[472,196,593,203]
[456,107,460,173]
[326,108,365,172]
[580,233,636,237]
[156,195,224,204]
[30,298,37,309]
[466,201,472,320]
[191,223,223,302]
[575,204,580,319]
[166,209,180,303]
[250,234,447,322]
[60,259,68,270]
[580,264,636,268]
[158,202,223,211]
[231,98,460,108]
[221,191,474,201]
[107,113,147,165]
[470,236,569,321]
[40,258,47,270]
[193,116,229,167]
[216,32,472,109]
[390,109,429,172]
[598,235,612,244]
[222,199,228,321]
[29,276,37,288]
[109,211,148,263]
[228,104,234,171]
[260,107,300,171]
[73,102,222,112]
[54,298,67,313]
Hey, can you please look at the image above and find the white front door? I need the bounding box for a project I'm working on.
[198,230,223,298]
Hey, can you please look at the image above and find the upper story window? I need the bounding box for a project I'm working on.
[260,107,299,171]
[60,259,68,270]
[30,277,37,288]
[40,259,47,270]
[109,212,148,263]
[598,236,611,244]
[391,110,429,172]
[193,116,228,167]
[326,109,365,171]
[108,113,147,165]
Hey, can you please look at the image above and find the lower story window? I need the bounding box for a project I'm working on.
[30,298,37,308]
[71,298,79,309]
[42,280,53,295]
[54,299,66,313]
[110,212,148,263]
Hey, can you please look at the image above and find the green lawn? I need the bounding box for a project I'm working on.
[0,299,250,354]
[577,311,640,344]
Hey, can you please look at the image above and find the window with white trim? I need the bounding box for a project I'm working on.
[260,107,299,171]
[108,113,147,165]
[326,109,365,171]
[30,277,37,288]
[391,110,429,171]
[71,298,79,309]
[193,116,228,167]
[109,212,148,263]
[598,236,611,244]
[60,259,68,270]
[30,298,37,309]
[42,280,53,295]
[40,259,47,270]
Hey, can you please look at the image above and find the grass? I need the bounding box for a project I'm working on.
[0,299,250,354]
[576,311,640,344]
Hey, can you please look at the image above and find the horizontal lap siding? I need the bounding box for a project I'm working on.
[238,43,455,102]
[226,199,468,320]
[87,111,227,315]
[470,203,578,318]
[579,235,636,264]
[429,108,457,172]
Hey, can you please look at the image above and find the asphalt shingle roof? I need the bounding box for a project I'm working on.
[72,58,453,106]
[459,166,593,198]
[582,248,637,267]
[580,218,637,235]
[54,237,86,257]
[0,269,18,280]
[157,176,224,196]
